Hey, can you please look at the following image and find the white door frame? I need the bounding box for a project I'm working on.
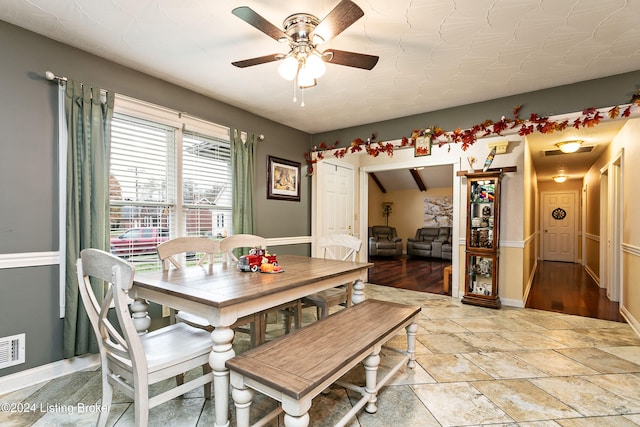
[359,158,461,297]
[600,149,624,303]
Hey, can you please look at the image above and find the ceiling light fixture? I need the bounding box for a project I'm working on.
[556,140,583,154]
[232,3,379,108]
[553,175,568,183]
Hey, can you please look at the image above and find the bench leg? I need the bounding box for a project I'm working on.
[231,384,253,427]
[363,346,381,414]
[406,321,418,368]
[284,412,309,427]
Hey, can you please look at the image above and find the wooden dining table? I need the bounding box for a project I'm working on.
[130,254,372,427]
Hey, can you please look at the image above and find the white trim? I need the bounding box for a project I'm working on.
[622,242,640,256]
[114,94,182,127]
[0,354,100,395]
[501,297,524,308]
[265,236,313,247]
[181,113,229,141]
[621,306,640,339]
[585,233,600,242]
[0,252,60,270]
[584,264,600,286]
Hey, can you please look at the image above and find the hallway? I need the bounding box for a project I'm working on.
[526,261,624,322]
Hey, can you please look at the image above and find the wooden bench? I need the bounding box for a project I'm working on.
[226,299,421,427]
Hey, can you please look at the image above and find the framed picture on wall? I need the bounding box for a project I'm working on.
[414,134,432,157]
[267,156,301,201]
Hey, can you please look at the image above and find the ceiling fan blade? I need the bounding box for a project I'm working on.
[313,0,364,43]
[232,6,287,42]
[232,54,283,68]
[323,49,379,70]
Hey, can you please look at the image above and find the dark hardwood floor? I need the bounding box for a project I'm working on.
[368,256,451,295]
[526,261,624,322]
[367,256,625,323]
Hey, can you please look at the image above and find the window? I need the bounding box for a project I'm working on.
[109,96,232,269]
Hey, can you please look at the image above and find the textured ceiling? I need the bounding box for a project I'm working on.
[2,0,640,135]
[2,0,639,186]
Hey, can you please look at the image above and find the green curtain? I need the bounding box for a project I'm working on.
[63,81,114,358]
[231,129,257,237]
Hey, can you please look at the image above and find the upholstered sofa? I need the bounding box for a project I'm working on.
[368,226,402,257]
[407,227,452,260]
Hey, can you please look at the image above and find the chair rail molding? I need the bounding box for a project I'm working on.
[0,251,60,270]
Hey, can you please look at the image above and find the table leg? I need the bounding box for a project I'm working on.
[352,279,365,305]
[210,326,235,427]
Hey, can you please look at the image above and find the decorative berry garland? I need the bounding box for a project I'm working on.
[305,89,640,175]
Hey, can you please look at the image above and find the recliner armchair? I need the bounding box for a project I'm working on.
[368,226,402,257]
[407,227,452,259]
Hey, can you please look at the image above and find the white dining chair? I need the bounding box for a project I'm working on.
[220,233,267,264]
[76,248,213,427]
[157,237,263,349]
[302,234,362,319]
[220,234,301,341]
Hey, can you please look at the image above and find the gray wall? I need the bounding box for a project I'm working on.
[0,20,311,376]
[312,70,640,147]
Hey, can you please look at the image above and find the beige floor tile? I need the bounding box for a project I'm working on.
[417,333,478,354]
[583,373,640,405]
[415,353,493,382]
[458,332,525,352]
[555,415,640,426]
[419,318,470,334]
[511,350,599,376]
[519,313,579,330]
[461,351,547,379]
[473,379,581,421]
[411,382,514,426]
[530,376,640,417]
[498,331,568,350]
[600,346,640,365]
[556,347,640,373]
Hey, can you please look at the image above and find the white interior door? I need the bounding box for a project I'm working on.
[321,161,355,257]
[542,192,577,262]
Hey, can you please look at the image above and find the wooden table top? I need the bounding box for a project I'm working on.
[132,254,372,309]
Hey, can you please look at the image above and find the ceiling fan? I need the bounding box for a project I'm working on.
[231,0,379,91]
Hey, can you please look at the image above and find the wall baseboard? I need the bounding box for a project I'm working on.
[584,264,600,287]
[621,306,640,339]
[0,354,99,395]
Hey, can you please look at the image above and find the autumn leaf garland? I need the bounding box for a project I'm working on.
[305,88,640,175]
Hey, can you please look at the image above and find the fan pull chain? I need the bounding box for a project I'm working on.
[301,88,305,107]
[292,78,297,103]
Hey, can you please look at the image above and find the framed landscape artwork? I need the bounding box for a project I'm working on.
[267,156,301,201]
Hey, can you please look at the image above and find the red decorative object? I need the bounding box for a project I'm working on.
[305,88,640,175]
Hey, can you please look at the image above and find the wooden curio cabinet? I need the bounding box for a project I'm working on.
[462,171,503,308]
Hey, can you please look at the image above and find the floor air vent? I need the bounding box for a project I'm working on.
[0,333,25,369]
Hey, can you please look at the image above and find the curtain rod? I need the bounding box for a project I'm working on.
[46,70,265,141]
[45,70,67,85]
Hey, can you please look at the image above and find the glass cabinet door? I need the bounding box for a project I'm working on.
[468,178,497,249]
[465,253,497,297]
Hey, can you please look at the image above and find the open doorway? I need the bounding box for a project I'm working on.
[359,160,460,296]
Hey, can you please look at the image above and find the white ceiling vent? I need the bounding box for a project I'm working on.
[0,333,25,369]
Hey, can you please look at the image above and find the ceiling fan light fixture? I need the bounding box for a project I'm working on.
[553,175,568,183]
[306,53,326,78]
[278,56,299,80]
[297,66,316,88]
[556,140,582,153]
